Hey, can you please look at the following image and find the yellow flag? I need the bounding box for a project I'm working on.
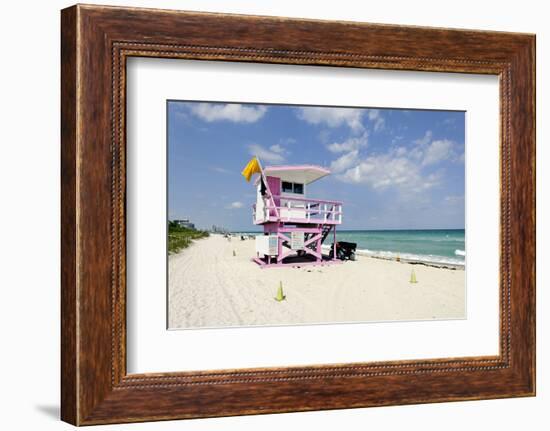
[241,157,262,182]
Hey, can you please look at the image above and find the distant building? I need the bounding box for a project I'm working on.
[211,225,229,234]
[173,219,195,229]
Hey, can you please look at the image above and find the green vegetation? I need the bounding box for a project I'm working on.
[168,221,209,254]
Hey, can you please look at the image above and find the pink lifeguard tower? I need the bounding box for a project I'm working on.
[251,164,343,268]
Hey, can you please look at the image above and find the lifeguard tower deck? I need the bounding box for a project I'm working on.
[251,165,343,268]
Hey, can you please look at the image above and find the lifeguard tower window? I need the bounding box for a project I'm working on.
[282,181,293,193]
[282,181,304,194]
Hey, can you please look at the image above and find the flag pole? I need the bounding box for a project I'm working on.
[255,155,279,218]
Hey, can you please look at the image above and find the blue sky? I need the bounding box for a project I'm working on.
[168,101,465,231]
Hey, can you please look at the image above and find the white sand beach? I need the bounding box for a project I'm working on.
[168,234,465,329]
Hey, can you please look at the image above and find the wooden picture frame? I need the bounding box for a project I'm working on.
[61,4,535,425]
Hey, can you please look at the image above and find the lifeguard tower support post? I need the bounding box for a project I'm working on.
[248,161,343,268]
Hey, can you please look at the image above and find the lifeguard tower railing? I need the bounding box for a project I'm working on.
[253,195,343,225]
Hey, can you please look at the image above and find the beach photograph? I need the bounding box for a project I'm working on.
[167,101,465,329]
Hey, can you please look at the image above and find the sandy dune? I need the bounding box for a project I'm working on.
[168,234,465,329]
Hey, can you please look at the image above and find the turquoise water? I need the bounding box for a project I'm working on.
[236,229,465,267]
[334,229,465,266]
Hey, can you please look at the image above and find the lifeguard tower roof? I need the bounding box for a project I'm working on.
[262,165,331,185]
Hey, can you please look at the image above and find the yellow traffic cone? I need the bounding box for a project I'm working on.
[275,281,286,302]
[409,268,418,284]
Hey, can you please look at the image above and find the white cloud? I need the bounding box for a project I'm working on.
[330,150,359,173]
[326,132,368,153]
[189,103,267,123]
[296,107,388,137]
[422,139,454,166]
[410,131,462,165]
[337,153,437,191]
[226,201,244,209]
[328,128,462,195]
[392,135,404,145]
[269,144,286,154]
[332,131,452,192]
[210,166,231,174]
[414,130,433,147]
[278,137,296,146]
[395,146,407,157]
[367,109,385,131]
[445,195,464,204]
[296,107,364,132]
[443,117,457,127]
[248,143,286,163]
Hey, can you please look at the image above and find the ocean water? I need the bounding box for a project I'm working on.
[234,229,465,267]
[335,229,465,267]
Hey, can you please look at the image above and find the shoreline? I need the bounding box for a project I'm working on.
[235,233,465,270]
[319,244,465,270]
[359,254,464,271]
[168,234,466,329]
